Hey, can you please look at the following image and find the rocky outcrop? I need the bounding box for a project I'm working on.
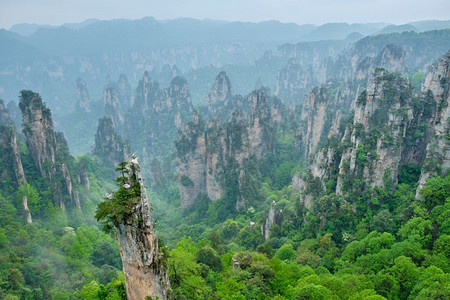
[0,100,26,187]
[207,71,233,113]
[335,70,413,194]
[116,156,172,300]
[299,87,330,159]
[103,86,123,129]
[93,116,130,168]
[261,201,276,240]
[297,66,443,208]
[19,90,78,209]
[206,71,232,108]
[176,111,207,208]
[177,89,282,209]
[76,77,91,112]
[122,73,193,179]
[19,91,58,180]
[10,125,26,186]
[417,52,450,196]
[206,71,248,118]
[22,196,32,224]
[76,162,90,191]
[0,124,26,190]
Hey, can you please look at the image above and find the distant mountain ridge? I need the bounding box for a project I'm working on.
[8,17,450,42]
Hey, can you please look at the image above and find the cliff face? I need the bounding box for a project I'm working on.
[122,73,193,180]
[177,89,282,209]
[296,63,446,209]
[93,116,130,168]
[176,111,207,208]
[19,91,57,180]
[103,86,123,130]
[116,156,172,300]
[19,90,78,209]
[207,71,232,110]
[0,100,24,187]
[416,52,450,195]
[334,70,415,195]
[261,201,276,240]
[0,122,26,191]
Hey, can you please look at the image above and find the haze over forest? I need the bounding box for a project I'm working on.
[1,1,450,299]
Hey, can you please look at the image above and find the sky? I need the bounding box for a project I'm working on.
[0,0,449,29]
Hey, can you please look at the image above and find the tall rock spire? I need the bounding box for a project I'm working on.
[416,52,450,197]
[97,156,172,299]
[19,90,78,209]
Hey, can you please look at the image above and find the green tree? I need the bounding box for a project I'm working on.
[275,243,296,261]
[216,278,246,300]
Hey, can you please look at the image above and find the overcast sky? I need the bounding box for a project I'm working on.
[0,0,449,29]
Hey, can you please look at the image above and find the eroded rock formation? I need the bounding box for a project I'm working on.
[177,89,282,209]
[116,156,172,300]
[93,116,130,168]
[19,90,78,209]
[416,52,450,196]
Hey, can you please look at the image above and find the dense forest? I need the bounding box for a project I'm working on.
[0,18,450,300]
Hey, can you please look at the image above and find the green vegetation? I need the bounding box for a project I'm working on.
[159,174,450,299]
[0,156,125,300]
[95,162,141,230]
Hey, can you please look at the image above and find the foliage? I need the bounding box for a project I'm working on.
[95,162,141,230]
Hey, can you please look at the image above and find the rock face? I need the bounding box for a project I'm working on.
[296,64,446,209]
[116,156,172,300]
[19,90,78,209]
[122,73,193,179]
[103,74,134,129]
[19,91,58,179]
[103,86,123,129]
[10,125,26,186]
[207,71,233,113]
[22,196,32,224]
[261,201,276,240]
[76,77,91,112]
[416,52,450,196]
[299,87,330,159]
[334,70,414,195]
[176,89,282,209]
[0,110,26,190]
[206,71,248,118]
[0,99,26,188]
[176,111,207,208]
[93,116,130,168]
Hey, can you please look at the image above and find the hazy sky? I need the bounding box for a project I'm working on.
[0,0,449,29]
